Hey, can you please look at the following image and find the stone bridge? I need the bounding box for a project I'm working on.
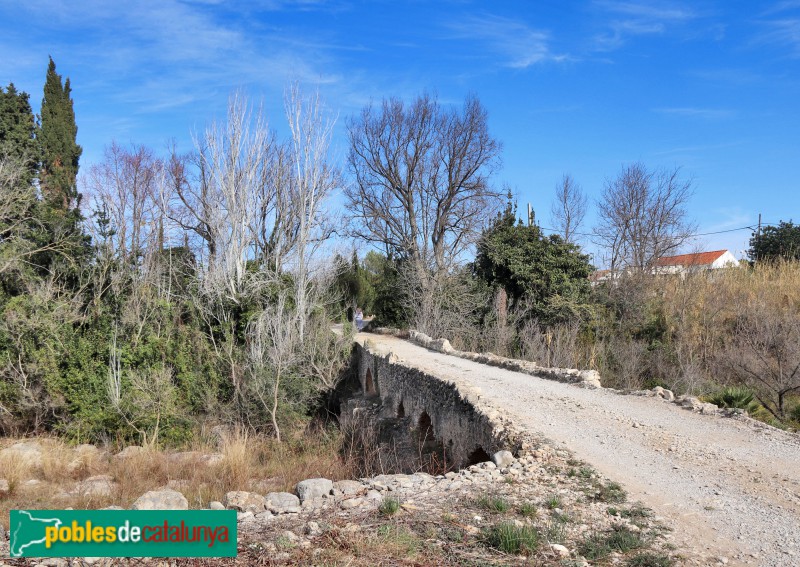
[337,331,600,473]
[337,330,800,566]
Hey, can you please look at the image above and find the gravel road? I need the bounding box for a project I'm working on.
[362,333,800,567]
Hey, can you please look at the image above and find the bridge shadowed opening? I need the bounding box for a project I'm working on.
[397,400,405,418]
[365,368,376,395]
[466,446,491,466]
[418,411,433,440]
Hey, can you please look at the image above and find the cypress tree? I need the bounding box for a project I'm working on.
[39,56,82,211]
[35,57,88,281]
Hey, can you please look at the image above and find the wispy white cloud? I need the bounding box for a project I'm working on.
[688,68,764,85]
[650,140,743,157]
[761,1,800,16]
[447,15,568,68]
[592,0,697,51]
[596,0,694,22]
[758,18,800,56]
[654,107,736,119]
[0,0,353,115]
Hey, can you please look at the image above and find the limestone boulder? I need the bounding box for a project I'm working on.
[75,475,117,497]
[266,491,301,514]
[333,480,365,496]
[115,446,145,460]
[131,489,188,510]
[0,441,43,469]
[653,386,675,401]
[492,450,515,467]
[224,491,266,513]
[67,444,107,474]
[296,478,333,502]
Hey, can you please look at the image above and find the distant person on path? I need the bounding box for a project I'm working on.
[355,307,364,331]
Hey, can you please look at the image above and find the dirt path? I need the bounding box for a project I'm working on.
[360,333,800,567]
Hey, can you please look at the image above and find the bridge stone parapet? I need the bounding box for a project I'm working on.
[407,330,602,388]
[338,338,526,473]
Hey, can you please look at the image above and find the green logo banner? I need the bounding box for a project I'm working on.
[9,510,237,557]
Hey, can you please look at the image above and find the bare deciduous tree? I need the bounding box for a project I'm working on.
[720,302,800,420]
[86,142,161,262]
[345,93,502,331]
[550,174,587,244]
[594,163,695,272]
[1,154,79,276]
[345,93,502,274]
[193,92,274,301]
[284,84,340,340]
[247,292,299,443]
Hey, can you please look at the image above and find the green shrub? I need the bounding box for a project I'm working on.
[704,387,760,414]
[592,480,627,503]
[627,552,673,566]
[579,524,644,560]
[482,522,540,555]
[379,497,401,516]
[476,494,511,513]
[545,494,562,509]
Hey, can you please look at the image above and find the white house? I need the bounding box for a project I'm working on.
[589,250,740,284]
[652,249,739,275]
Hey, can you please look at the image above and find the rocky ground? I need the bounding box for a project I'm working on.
[361,333,800,567]
[1,439,679,566]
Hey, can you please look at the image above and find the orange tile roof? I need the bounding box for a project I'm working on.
[654,250,728,267]
[589,269,612,281]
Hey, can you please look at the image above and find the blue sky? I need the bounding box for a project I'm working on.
[2,0,799,262]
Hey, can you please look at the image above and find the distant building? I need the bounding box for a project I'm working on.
[652,249,739,275]
[589,269,614,285]
[589,249,739,284]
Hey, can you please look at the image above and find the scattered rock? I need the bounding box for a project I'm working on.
[131,489,188,510]
[332,479,364,496]
[114,446,145,460]
[209,501,225,510]
[340,497,364,510]
[75,474,118,497]
[67,444,107,474]
[492,450,515,467]
[430,338,454,354]
[305,521,322,536]
[0,478,9,497]
[296,478,333,502]
[0,441,43,468]
[200,452,225,467]
[653,386,675,401]
[266,491,301,514]
[224,491,266,513]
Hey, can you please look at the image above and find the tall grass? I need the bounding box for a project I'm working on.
[0,426,353,531]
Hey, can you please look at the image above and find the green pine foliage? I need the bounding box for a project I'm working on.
[749,221,800,262]
[38,57,82,210]
[473,201,595,325]
[35,58,90,282]
[0,83,39,186]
